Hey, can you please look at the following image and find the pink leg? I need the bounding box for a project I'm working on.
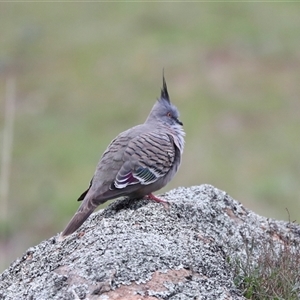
[145,193,168,203]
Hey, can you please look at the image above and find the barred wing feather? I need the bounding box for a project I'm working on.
[111,131,175,190]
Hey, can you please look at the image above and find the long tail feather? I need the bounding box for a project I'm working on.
[61,201,96,237]
[60,183,146,238]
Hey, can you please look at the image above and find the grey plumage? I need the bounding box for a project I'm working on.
[61,75,185,237]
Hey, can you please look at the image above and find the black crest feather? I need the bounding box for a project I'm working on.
[161,71,170,103]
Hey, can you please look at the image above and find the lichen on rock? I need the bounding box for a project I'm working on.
[1,184,299,300]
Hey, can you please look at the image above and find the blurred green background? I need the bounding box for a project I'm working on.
[1,3,300,272]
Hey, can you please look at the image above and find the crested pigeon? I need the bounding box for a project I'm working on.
[61,76,185,237]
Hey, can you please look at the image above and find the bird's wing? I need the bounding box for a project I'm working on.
[77,125,145,201]
[77,129,176,205]
[110,131,176,190]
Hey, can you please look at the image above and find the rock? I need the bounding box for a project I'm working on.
[0,185,299,300]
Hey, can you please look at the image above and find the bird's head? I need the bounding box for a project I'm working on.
[146,75,183,129]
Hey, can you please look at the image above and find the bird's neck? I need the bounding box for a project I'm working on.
[171,124,185,154]
[158,123,185,154]
[144,119,185,153]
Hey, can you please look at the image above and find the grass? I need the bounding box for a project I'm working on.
[233,236,300,299]
[1,3,300,271]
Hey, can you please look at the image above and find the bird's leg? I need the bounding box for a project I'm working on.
[144,193,170,210]
[145,193,168,203]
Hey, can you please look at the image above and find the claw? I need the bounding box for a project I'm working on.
[145,193,170,210]
[146,193,167,203]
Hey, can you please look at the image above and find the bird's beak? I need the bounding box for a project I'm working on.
[176,118,183,126]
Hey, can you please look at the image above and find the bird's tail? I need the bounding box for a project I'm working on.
[60,199,96,237]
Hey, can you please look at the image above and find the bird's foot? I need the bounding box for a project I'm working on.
[145,193,169,209]
[146,193,168,203]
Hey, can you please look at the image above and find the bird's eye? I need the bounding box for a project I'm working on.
[167,112,172,118]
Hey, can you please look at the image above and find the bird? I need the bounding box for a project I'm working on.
[60,75,185,237]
